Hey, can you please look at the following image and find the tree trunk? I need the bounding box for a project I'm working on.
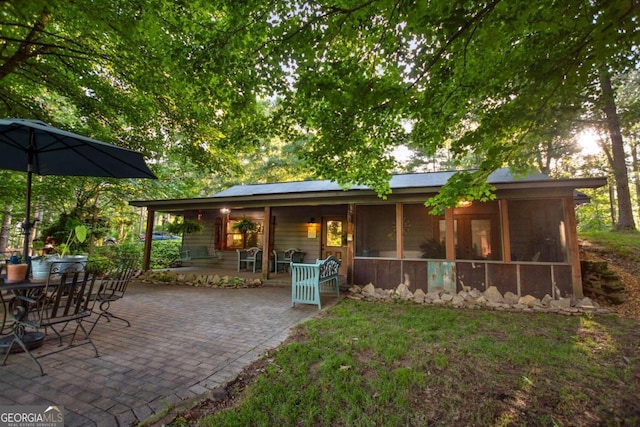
[600,68,636,230]
[609,180,617,227]
[0,205,13,253]
[631,138,640,222]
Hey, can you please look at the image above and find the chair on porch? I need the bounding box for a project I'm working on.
[87,254,139,335]
[273,248,305,273]
[237,247,262,272]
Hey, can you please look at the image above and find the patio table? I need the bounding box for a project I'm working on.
[0,281,48,354]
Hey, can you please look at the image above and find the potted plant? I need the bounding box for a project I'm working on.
[56,222,88,258]
[6,253,28,283]
[52,222,89,272]
[30,240,52,280]
[166,218,204,235]
[232,217,258,248]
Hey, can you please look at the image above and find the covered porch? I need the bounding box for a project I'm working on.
[131,169,607,299]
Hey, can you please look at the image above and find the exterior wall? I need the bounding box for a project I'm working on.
[271,207,321,263]
[157,192,582,297]
[351,197,581,298]
[353,259,574,299]
[181,212,238,270]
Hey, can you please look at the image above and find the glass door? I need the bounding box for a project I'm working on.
[322,218,347,275]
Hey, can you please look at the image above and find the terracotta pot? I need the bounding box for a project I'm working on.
[6,263,28,283]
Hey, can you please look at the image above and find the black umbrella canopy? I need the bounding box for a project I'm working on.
[0,118,157,264]
[0,118,157,178]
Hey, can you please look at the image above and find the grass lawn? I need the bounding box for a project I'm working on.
[579,230,640,264]
[174,301,640,426]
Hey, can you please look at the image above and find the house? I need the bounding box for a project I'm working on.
[130,169,606,299]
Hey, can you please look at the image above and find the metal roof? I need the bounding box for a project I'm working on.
[130,168,606,211]
[213,169,550,198]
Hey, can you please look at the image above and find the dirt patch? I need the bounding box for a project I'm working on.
[579,239,640,319]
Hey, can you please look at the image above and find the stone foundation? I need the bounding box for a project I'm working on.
[348,283,613,316]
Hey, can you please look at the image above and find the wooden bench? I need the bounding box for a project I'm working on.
[291,256,341,310]
[179,246,220,264]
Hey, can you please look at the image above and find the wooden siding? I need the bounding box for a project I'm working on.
[486,263,518,295]
[271,211,320,263]
[352,258,575,301]
[456,262,487,291]
[519,265,553,299]
[353,259,402,287]
[401,261,429,292]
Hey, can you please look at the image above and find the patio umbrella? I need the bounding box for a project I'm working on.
[0,118,157,261]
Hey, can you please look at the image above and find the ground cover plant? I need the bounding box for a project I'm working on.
[580,231,640,265]
[172,301,640,426]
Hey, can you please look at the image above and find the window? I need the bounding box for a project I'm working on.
[403,204,445,259]
[325,220,343,247]
[508,199,566,262]
[223,217,264,250]
[447,201,502,260]
[355,205,396,257]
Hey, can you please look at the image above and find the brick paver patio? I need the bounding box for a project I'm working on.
[0,280,323,426]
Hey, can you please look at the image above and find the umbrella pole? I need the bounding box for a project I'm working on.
[22,131,35,278]
[22,168,32,264]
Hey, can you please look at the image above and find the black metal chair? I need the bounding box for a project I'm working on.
[1,261,100,376]
[88,254,138,335]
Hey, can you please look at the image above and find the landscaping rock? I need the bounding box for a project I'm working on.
[549,298,571,309]
[395,283,413,300]
[413,289,426,304]
[504,291,519,305]
[362,283,376,295]
[484,286,504,303]
[518,295,538,307]
[581,260,628,305]
[142,270,263,289]
[347,283,614,316]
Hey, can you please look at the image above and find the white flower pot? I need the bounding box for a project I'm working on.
[31,257,54,280]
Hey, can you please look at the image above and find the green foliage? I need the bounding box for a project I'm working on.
[166,218,204,235]
[579,230,640,264]
[92,240,180,269]
[576,187,614,232]
[232,217,258,234]
[2,1,638,220]
[149,240,182,269]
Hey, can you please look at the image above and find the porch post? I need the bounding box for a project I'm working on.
[262,206,272,280]
[396,203,403,259]
[445,208,455,261]
[347,203,355,284]
[564,196,583,297]
[143,209,155,271]
[500,200,512,263]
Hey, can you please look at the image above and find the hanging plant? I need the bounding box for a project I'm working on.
[232,217,258,234]
[166,218,204,235]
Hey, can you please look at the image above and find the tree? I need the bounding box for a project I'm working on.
[2,1,638,223]
[231,0,639,216]
[0,1,263,172]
